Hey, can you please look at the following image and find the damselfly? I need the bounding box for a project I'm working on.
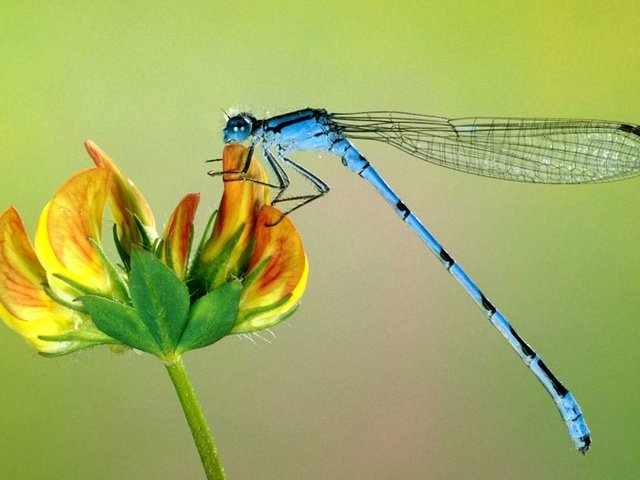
[219,108,640,453]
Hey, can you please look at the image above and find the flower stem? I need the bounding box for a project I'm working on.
[164,356,225,480]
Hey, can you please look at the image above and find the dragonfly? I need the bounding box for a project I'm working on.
[219,108,640,454]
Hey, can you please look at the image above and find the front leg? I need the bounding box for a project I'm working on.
[207,145,289,191]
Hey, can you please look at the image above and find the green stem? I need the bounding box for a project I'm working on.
[165,356,225,480]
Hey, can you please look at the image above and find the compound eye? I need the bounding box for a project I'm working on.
[232,118,249,132]
[224,114,254,143]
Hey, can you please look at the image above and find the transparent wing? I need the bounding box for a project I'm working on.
[331,111,640,183]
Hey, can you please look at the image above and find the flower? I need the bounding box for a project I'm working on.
[190,144,269,292]
[84,141,157,257]
[0,142,307,357]
[234,205,308,333]
[189,144,308,335]
[0,207,82,354]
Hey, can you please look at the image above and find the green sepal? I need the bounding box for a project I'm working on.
[81,295,162,355]
[37,328,118,357]
[132,213,155,250]
[241,255,271,287]
[192,209,217,261]
[55,233,131,303]
[232,293,294,333]
[51,273,104,298]
[42,283,86,313]
[176,279,242,354]
[156,236,172,268]
[113,223,131,270]
[188,223,246,296]
[157,229,194,278]
[128,248,190,354]
[88,237,130,301]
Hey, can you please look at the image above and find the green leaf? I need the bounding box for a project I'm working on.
[129,248,191,354]
[177,280,242,354]
[82,295,162,356]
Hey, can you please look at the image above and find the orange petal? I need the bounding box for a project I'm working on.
[235,205,308,332]
[160,193,200,279]
[34,168,113,296]
[85,140,157,252]
[198,144,268,287]
[0,208,79,352]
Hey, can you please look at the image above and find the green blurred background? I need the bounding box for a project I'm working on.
[1,1,639,478]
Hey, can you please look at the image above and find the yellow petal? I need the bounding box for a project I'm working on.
[234,205,308,333]
[198,144,268,287]
[0,208,79,352]
[34,168,113,296]
[160,193,200,279]
[84,140,157,252]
